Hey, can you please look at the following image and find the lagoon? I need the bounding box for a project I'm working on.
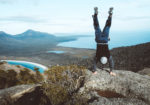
[2,60,48,73]
[47,51,65,54]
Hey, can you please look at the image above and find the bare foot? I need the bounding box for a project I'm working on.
[110,72,116,76]
[93,71,98,75]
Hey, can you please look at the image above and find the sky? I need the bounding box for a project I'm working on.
[0,0,150,35]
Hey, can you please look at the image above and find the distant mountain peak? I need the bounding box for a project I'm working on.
[0,31,11,37]
[24,29,36,33]
[22,29,38,36]
[0,31,7,35]
[26,29,35,33]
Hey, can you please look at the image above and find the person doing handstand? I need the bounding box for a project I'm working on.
[92,7,116,76]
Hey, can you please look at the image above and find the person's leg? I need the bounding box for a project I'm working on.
[92,7,102,42]
[102,15,112,37]
[102,7,113,38]
[93,14,100,30]
[92,7,100,30]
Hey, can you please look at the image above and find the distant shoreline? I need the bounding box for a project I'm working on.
[58,35,150,50]
[1,60,48,71]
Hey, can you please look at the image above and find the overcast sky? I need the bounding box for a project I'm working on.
[0,0,150,35]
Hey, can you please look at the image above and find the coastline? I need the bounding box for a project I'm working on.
[1,60,48,71]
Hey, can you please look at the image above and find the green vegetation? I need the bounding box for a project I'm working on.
[17,68,42,84]
[0,64,89,105]
[40,65,88,105]
[34,67,44,82]
[0,69,18,89]
[0,68,44,89]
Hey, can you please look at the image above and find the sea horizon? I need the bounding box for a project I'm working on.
[58,31,150,49]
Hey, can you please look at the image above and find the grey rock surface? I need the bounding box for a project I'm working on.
[1,67,150,105]
[89,96,148,105]
[138,68,150,76]
[79,69,150,105]
[0,84,41,105]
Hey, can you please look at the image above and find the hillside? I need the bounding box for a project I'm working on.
[111,42,150,72]
[0,30,77,54]
[0,30,150,72]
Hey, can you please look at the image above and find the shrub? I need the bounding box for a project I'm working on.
[34,67,44,82]
[0,68,44,89]
[0,69,19,89]
[17,69,37,84]
[41,65,88,105]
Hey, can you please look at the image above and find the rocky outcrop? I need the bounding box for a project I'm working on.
[0,84,41,105]
[0,66,150,105]
[79,69,150,105]
[138,68,150,76]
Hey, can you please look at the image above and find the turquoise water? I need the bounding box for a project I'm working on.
[58,31,150,49]
[6,61,46,73]
[47,51,65,54]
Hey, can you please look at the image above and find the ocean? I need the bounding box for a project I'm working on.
[58,31,150,49]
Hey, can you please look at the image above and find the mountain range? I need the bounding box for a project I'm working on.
[0,29,77,54]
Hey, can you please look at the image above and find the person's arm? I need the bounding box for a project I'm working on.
[108,56,116,76]
[92,56,98,74]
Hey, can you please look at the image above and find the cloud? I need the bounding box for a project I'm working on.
[115,16,150,21]
[0,0,40,5]
[0,16,46,23]
[0,0,14,4]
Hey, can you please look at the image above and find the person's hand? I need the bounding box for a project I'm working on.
[110,71,116,76]
[94,7,98,14]
[93,71,98,75]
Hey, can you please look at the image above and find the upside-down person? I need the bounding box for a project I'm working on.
[92,7,116,76]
